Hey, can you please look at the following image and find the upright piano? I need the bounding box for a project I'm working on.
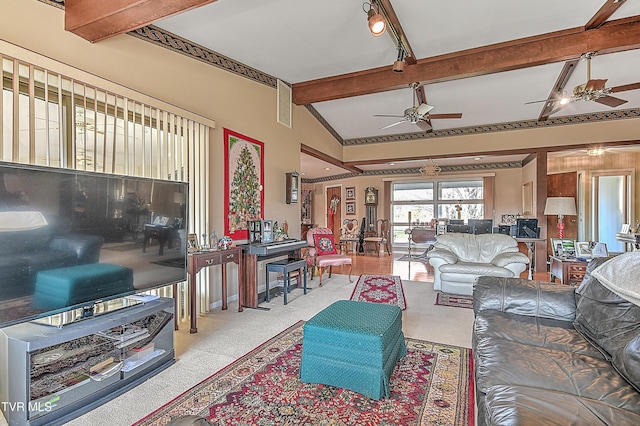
[238,239,308,308]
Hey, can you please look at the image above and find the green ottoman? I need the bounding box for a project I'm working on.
[32,263,134,310]
[300,300,406,400]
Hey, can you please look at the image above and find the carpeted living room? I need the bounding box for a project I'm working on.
[2,1,640,426]
[71,270,477,426]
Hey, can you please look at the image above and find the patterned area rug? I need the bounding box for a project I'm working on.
[435,292,474,309]
[134,321,474,426]
[350,274,407,310]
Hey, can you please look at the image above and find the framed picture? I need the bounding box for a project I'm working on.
[345,201,356,215]
[522,182,533,215]
[224,128,265,241]
[575,241,593,258]
[187,233,200,251]
[345,187,356,201]
[551,238,576,257]
[501,214,517,226]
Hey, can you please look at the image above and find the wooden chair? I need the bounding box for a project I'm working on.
[306,227,353,286]
[363,219,392,257]
[339,218,360,254]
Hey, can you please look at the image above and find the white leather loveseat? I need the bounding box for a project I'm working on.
[427,233,529,295]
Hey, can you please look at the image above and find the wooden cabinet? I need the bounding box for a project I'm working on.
[549,256,588,286]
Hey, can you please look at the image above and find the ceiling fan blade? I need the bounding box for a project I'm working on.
[415,120,432,132]
[611,82,640,93]
[584,79,607,92]
[380,120,408,130]
[416,103,435,116]
[373,114,405,118]
[525,99,553,105]
[428,113,462,119]
[595,95,627,108]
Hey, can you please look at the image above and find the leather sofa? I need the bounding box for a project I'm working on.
[0,212,104,300]
[473,253,640,425]
[427,233,529,295]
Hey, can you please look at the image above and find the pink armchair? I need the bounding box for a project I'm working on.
[306,227,353,286]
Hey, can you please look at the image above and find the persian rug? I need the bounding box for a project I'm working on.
[134,321,474,426]
[350,274,407,310]
[435,292,474,309]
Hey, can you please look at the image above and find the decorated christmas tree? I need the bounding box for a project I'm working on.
[229,144,261,230]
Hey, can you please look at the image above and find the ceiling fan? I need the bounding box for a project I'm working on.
[528,52,640,113]
[374,82,462,132]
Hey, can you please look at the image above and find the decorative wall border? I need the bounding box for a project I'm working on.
[301,161,523,184]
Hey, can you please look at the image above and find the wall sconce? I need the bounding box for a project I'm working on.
[363,1,386,37]
[544,197,577,238]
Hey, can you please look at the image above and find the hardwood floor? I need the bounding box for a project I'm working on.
[328,251,551,282]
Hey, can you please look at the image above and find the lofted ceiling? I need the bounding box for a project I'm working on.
[62,0,640,179]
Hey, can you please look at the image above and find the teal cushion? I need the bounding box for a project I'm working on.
[32,263,134,310]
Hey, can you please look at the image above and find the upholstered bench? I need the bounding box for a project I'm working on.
[300,300,406,400]
[265,258,307,305]
[32,263,134,310]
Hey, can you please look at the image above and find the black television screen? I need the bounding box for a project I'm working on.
[516,218,539,238]
[0,162,188,327]
[469,219,493,234]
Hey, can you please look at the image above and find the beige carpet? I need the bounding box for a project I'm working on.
[9,274,474,426]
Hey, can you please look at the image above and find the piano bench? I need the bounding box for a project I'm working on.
[265,258,307,305]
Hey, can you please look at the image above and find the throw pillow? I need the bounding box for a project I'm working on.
[574,256,640,359]
[313,234,338,255]
[591,252,640,306]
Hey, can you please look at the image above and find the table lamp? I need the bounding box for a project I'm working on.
[544,197,577,238]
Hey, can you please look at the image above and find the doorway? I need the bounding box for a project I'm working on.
[592,171,633,253]
[325,185,342,239]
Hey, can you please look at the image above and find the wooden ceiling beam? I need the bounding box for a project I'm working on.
[585,0,626,30]
[301,144,362,174]
[292,16,640,105]
[65,0,218,43]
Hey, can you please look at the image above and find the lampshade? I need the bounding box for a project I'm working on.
[544,197,576,216]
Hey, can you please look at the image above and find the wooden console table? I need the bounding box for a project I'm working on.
[549,256,588,286]
[187,247,243,333]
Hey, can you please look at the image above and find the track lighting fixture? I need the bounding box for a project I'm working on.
[393,45,406,72]
[363,1,386,37]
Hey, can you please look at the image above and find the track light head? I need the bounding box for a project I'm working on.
[364,2,386,36]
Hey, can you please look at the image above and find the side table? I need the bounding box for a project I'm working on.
[549,256,588,286]
[187,247,243,333]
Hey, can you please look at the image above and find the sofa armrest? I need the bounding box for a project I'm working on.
[426,248,458,264]
[49,234,104,264]
[473,276,576,322]
[491,252,529,267]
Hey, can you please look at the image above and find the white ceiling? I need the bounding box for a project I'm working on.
[154,0,640,177]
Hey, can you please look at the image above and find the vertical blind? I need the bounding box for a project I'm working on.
[0,51,214,322]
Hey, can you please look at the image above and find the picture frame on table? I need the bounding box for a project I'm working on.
[345,187,356,201]
[345,201,356,215]
[187,233,200,251]
[551,238,576,258]
[575,241,593,258]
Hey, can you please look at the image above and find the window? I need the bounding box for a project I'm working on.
[391,179,485,243]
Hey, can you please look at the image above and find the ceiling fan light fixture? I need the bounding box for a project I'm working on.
[364,2,386,36]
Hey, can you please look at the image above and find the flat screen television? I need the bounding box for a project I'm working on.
[469,219,493,234]
[0,162,188,328]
